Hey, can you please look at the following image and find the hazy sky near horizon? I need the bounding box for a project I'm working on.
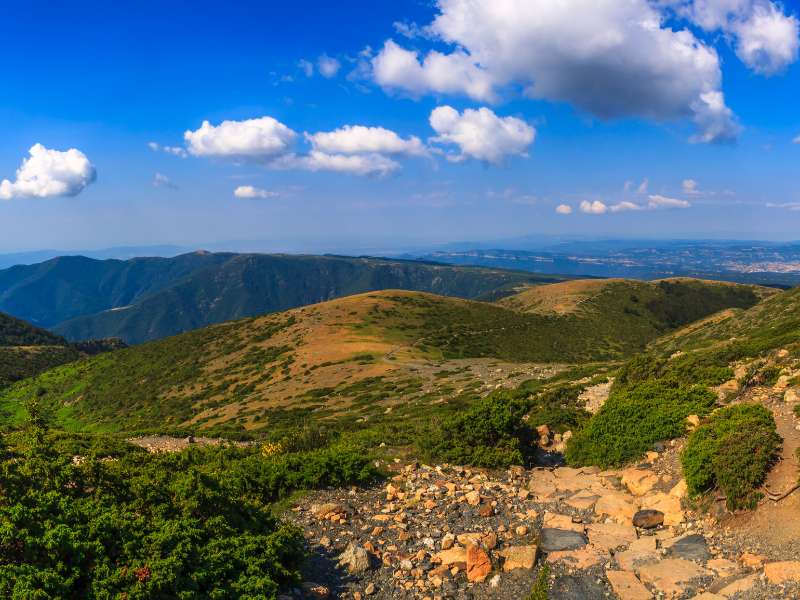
[2,0,800,252]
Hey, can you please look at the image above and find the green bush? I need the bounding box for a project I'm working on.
[420,391,533,467]
[565,382,716,468]
[0,410,380,598]
[681,404,780,510]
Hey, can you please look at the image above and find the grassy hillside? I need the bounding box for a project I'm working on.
[0,279,765,436]
[0,252,566,344]
[0,312,80,388]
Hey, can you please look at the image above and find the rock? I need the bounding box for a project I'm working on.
[784,388,799,404]
[606,570,653,600]
[595,491,638,524]
[300,582,330,598]
[546,546,603,569]
[586,522,637,551]
[441,533,455,550]
[637,558,709,598]
[633,509,664,529]
[337,543,372,574]
[640,492,684,526]
[456,533,482,546]
[764,561,800,584]
[536,424,551,437]
[435,547,467,566]
[539,528,588,552]
[515,525,529,536]
[465,490,481,506]
[706,558,739,578]
[667,534,710,562]
[686,414,701,430]
[364,582,376,595]
[543,511,585,533]
[739,551,766,569]
[565,491,599,510]
[622,468,659,496]
[615,537,659,572]
[712,573,758,596]
[466,544,491,582]
[690,594,724,600]
[478,503,493,517]
[498,545,538,571]
[669,480,687,499]
[311,502,345,518]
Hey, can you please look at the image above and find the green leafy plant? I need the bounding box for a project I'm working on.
[681,404,780,510]
[565,382,716,468]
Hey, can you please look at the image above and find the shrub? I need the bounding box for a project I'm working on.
[565,382,716,468]
[681,404,780,510]
[420,391,533,467]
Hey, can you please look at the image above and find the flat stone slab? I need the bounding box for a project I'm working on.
[637,558,710,598]
[606,570,653,600]
[540,528,589,552]
[668,534,711,562]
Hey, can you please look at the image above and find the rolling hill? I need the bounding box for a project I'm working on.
[0,252,569,344]
[0,312,80,389]
[0,278,767,436]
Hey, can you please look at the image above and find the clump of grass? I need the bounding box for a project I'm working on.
[681,404,780,510]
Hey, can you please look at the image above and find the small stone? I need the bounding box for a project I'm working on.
[466,544,492,583]
[300,582,330,599]
[606,570,652,600]
[539,528,588,552]
[364,582,376,595]
[740,552,766,569]
[465,490,481,506]
[515,525,529,536]
[633,509,665,529]
[498,545,538,571]
[435,547,467,566]
[668,534,711,562]
[337,543,372,574]
[441,533,455,550]
[765,561,800,583]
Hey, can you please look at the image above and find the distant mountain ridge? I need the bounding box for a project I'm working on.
[0,252,569,344]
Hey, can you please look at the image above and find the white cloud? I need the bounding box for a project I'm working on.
[298,59,314,77]
[767,201,800,211]
[184,117,297,158]
[306,125,428,156]
[148,141,188,158]
[234,185,279,199]
[610,201,642,212]
[555,204,573,214]
[647,194,691,209]
[371,0,740,143]
[317,55,341,78]
[686,0,799,75]
[0,144,96,200]
[273,151,400,177]
[429,105,535,163]
[580,200,609,214]
[637,178,649,194]
[152,172,177,189]
[372,40,496,101]
[793,134,800,144]
[682,178,700,194]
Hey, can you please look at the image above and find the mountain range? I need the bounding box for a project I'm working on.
[0,252,568,344]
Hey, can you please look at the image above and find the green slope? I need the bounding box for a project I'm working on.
[50,254,568,343]
[0,279,765,435]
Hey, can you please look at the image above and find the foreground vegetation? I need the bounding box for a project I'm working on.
[0,404,379,599]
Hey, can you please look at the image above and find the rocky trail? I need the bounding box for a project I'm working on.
[282,443,800,600]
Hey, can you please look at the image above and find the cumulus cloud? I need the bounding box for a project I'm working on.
[372,40,496,101]
[580,200,609,214]
[682,178,700,194]
[0,144,96,200]
[184,117,298,159]
[317,55,341,78]
[152,172,177,189]
[610,201,642,213]
[234,185,279,199]
[429,106,535,163]
[306,125,428,156]
[148,141,187,158]
[555,204,573,214]
[686,0,799,75]
[371,0,741,143]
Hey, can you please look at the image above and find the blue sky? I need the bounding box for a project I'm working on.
[1,0,800,253]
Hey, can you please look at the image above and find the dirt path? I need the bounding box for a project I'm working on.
[722,389,800,556]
